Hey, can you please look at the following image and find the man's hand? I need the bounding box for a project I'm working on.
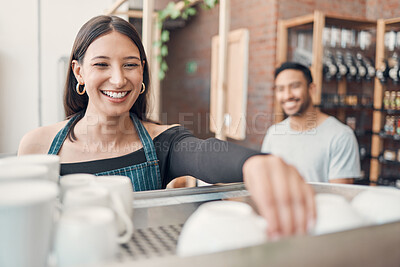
[242,155,316,239]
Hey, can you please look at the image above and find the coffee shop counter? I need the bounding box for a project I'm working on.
[88,183,400,267]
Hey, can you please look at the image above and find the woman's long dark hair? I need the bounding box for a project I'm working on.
[64,15,150,140]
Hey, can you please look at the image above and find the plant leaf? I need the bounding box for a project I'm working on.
[161,45,168,57]
[204,0,218,9]
[161,61,168,71]
[153,40,162,47]
[187,7,196,16]
[161,30,170,42]
[158,70,165,80]
[171,8,180,19]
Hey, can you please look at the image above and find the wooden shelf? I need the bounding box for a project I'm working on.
[325,15,376,30]
[317,104,374,110]
[370,17,400,184]
[378,155,400,165]
[377,132,400,141]
[276,11,376,185]
[376,108,400,115]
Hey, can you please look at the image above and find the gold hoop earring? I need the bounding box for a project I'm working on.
[76,83,86,95]
[140,82,146,94]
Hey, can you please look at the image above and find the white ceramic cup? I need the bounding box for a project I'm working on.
[351,187,400,224]
[177,201,267,257]
[0,154,60,183]
[311,193,366,235]
[93,176,134,235]
[0,163,49,181]
[63,186,133,243]
[0,180,58,267]
[59,173,96,201]
[55,206,118,267]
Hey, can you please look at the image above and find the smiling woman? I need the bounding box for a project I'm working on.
[17,15,316,238]
[71,31,144,117]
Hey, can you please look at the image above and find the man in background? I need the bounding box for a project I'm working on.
[262,62,361,184]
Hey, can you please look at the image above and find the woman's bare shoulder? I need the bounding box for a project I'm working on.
[142,121,180,139]
[18,120,69,155]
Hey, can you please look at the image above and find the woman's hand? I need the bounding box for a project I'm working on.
[242,155,316,239]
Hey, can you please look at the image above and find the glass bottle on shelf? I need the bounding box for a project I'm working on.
[361,55,376,81]
[345,52,358,81]
[323,50,338,81]
[389,116,395,135]
[330,26,341,49]
[376,59,390,84]
[335,51,349,80]
[386,31,397,53]
[385,31,398,84]
[396,91,400,110]
[384,91,390,110]
[388,52,400,84]
[384,115,390,134]
[390,91,397,110]
[358,30,372,51]
[397,117,400,135]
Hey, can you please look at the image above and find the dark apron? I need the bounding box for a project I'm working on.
[48,113,162,191]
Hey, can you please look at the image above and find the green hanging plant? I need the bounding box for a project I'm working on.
[155,0,219,80]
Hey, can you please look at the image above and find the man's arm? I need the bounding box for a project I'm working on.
[328,130,361,183]
[330,178,354,184]
[261,128,272,153]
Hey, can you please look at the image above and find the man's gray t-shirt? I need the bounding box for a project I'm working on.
[261,116,361,183]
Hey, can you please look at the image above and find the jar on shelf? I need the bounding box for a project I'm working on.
[396,92,400,110]
[346,116,357,130]
[396,117,400,135]
[390,91,397,110]
[383,149,396,161]
[384,91,390,110]
[384,115,395,135]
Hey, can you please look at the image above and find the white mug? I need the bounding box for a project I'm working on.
[311,193,366,235]
[0,180,58,267]
[55,206,118,267]
[93,175,134,235]
[63,186,133,243]
[177,201,267,257]
[0,154,60,183]
[0,163,49,181]
[59,173,96,201]
[351,187,400,224]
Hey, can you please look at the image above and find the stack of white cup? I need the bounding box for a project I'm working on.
[0,154,60,267]
[177,201,268,257]
[56,174,134,267]
[0,154,60,183]
[0,155,135,267]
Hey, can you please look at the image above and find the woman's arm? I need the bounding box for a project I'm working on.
[163,131,316,238]
[164,134,261,184]
[155,127,316,237]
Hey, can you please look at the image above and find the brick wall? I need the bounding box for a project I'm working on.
[366,0,400,19]
[159,0,400,150]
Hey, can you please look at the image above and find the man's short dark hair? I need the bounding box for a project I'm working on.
[274,62,313,85]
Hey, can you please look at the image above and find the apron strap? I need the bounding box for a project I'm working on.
[48,115,80,155]
[130,113,158,162]
[49,113,159,164]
